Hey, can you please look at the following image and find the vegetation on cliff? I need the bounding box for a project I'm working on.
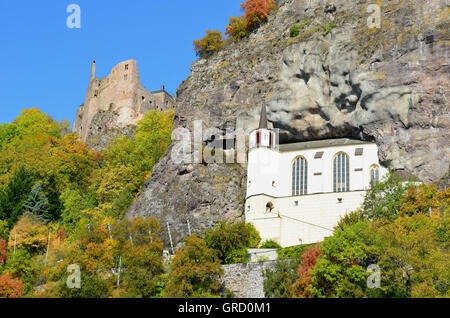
[0,108,174,297]
[264,175,450,298]
[194,0,278,57]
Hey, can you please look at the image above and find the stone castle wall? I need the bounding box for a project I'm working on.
[74,59,176,148]
[222,261,277,298]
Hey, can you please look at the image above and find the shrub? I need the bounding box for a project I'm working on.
[290,24,300,37]
[241,0,277,31]
[226,16,248,42]
[263,259,300,298]
[335,210,363,230]
[57,271,112,298]
[277,244,313,260]
[193,30,226,58]
[204,221,261,264]
[260,239,281,249]
[224,248,248,264]
[320,21,336,35]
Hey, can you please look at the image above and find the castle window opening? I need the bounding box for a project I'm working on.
[124,74,128,81]
[125,64,129,70]
[256,131,261,145]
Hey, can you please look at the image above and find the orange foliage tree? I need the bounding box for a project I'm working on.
[193,30,226,58]
[241,0,277,31]
[291,244,321,298]
[0,273,24,298]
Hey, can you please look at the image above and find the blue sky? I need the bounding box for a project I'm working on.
[0,0,244,125]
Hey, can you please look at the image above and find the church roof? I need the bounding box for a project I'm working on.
[258,103,268,129]
[278,138,370,152]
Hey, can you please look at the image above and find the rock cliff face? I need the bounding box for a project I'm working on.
[127,0,449,246]
[74,60,176,150]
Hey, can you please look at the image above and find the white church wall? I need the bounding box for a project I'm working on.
[247,142,387,198]
[246,191,367,247]
[245,137,389,247]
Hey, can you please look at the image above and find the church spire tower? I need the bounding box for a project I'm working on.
[249,103,277,150]
[259,102,268,129]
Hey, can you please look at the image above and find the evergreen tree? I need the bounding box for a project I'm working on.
[23,182,50,223]
[0,167,35,228]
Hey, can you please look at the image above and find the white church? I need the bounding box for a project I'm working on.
[245,105,388,247]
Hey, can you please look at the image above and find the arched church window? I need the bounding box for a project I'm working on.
[333,152,350,192]
[292,156,308,196]
[370,165,380,187]
[266,202,274,213]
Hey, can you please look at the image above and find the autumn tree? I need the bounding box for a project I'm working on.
[0,273,24,298]
[112,218,164,298]
[166,236,223,298]
[193,30,226,58]
[365,212,450,298]
[8,214,49,256]
[241,0,277,31]
[0,239,7,265]
[225,16,248,42]
[291,244,321,298]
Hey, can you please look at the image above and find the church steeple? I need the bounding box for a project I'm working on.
[250,102,276,150]
[259,102,268,129]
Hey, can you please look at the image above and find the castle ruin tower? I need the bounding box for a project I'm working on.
[90,60,96,82]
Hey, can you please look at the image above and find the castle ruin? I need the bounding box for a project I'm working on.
[74,60,176,148]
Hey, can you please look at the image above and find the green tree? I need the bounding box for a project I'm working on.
[23,182,50,223]
[0,167,35,228]
[57,271,112,298]
[204,221,261,264]
[113,218,165,298]
[309,221,371,298]
[361,173,410,220]
[166,236,223,298]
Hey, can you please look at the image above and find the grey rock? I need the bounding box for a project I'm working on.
[127,0,449,246]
